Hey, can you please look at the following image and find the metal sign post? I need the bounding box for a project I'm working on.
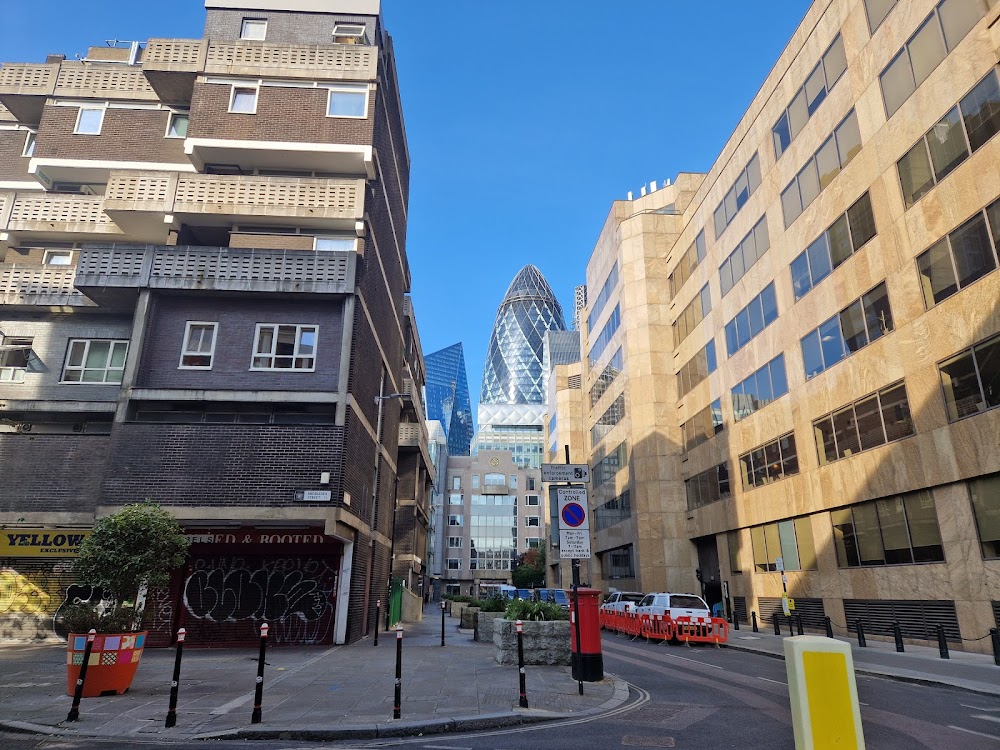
[555,446,592,695]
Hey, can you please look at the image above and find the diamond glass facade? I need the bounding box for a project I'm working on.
[425,343,474,456]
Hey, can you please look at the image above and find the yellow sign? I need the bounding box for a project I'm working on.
[0,529,90,558]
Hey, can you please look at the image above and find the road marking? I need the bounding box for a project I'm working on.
[757,677,786,685]
[962,704,1000,712]
[948,725,1000,741]
[209,645,340,714]
[656,652,725,670]
[423,745,472,749]
[972,715,1000,724]
[0,682,52,688]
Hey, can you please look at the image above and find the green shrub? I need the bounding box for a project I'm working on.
[479,595,506,613]
[58,604,135,635]
[503,599,569,622]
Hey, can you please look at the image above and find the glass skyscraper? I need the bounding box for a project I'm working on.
[424,343,474,457]
[475,265,567,469]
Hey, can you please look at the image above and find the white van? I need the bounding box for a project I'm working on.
[634,592,711,622]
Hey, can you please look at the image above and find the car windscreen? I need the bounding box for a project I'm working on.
[553,590,569,604]
[517,589,533,599]
[622,594,644,603]
[669,595,707,609]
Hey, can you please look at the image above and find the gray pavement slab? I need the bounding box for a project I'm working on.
[0,607,626,741]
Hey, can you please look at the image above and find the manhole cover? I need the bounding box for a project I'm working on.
[622,735,675,748]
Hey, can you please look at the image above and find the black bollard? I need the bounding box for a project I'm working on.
[67,629,97,722]
[892,622,904,653]
[990,629,1000,667]
[855,619,867,648]
[825,616,833,639]
[773,612,781,636]
[516,619,528,708]
[796,614,804,636]
[751,611,759,633]
[164,628,187,728]
[374,599,380,647]
[393,624,403,719]
[733,610,740,631]
[937,625,949,660]
[251,622,269,724]
[440,601,447,647]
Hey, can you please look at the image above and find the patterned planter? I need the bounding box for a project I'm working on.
[65,631,147,697]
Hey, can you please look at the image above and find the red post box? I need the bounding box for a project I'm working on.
[569,588,604,682]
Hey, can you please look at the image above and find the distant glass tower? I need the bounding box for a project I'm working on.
[476,266,567,468]
[425,343,473,456]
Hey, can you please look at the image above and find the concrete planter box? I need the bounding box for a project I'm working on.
[450,601,468,618]
[460,606,481,630]
[493,618,571,666]
[475,611,504,643]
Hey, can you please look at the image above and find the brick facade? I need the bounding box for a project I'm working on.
[0,129,32,182]
[34,105,187,164]
[203,10,377,46]
[0,434,111,514]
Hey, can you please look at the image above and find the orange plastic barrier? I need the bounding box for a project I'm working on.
[674,616,729,644]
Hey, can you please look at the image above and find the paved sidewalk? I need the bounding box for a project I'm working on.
[724,627,1000,697]
[0,607,628,741]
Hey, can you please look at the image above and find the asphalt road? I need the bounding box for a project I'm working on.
[2,633,998,749]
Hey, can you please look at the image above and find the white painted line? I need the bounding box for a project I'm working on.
[859,702,869,706]
[210,645,340,715]
[948,725,1000,741]
[972,715,1000,725]
[962,704,1000,712]
[757,677,786,685]
[423,745,473,750]
[661,653,725,670]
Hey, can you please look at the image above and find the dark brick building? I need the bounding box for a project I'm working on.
[0,0,431,646]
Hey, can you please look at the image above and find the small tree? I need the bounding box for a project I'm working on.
[511,547,546,589]
[70,503,189,632]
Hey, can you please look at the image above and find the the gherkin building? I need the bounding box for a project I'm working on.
[481,265,567,405]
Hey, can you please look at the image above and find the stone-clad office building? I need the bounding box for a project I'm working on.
[581,0,1000,650]
[0,0,431,646]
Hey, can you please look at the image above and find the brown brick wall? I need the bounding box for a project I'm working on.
[229,233,314,250]
[0,434,110,514]
[0,130,32,182]
[188,82,374,146]
[34,106,187,164]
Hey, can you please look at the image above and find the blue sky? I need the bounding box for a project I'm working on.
[5,0,811,414]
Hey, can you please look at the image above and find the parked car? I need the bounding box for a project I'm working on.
[599,591,645,615]
[633,592,711,622]
[537,588,571,608]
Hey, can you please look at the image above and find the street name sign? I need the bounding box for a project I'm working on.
[541,463,591,483]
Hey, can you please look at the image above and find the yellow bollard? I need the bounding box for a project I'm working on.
[784,635,865,750]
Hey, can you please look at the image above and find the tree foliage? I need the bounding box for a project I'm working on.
[511,547,546,588]
[74,503,189,628]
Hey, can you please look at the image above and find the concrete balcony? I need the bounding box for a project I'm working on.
[0,64,58,122]
[0,264,93,308]
[398,422,424,448]
[142,38,377,101]
[401,376,424,421]
[103,171,365,236]
[0,191,124,246]
[75,243,356,305]
[54,62,158,101]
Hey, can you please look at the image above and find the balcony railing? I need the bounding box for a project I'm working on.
[2,192,123,237]
[0,264,91,306]
[0,64,57,96]
[54,62,158,100]
[76,244,356,295]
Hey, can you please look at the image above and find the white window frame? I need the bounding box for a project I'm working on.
[240,18,268,41]
[525,516,540,527]
[74,107,105,135]
[179,321,218,370]
[42,249,73,266]
[448,515,463,527]
[332,23,367,44]
[451,476,461,490]
[447,537,463,548]
[313,235,356,252]
[0,337,33,384]
[22,129,36,157]
[326,85,369,119]
[525,495,540,506]
[251,324,318,372]
[446,558,461,571]
[61,339,128,384]
[229,86,259,115]
[526,537,541,549]
[448,493,463,505]
[165,111,189,139]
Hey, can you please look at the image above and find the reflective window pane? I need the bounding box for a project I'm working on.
[725,322,739,356]
[833,406,861,459]
[832,508,860,567]
[862,282,894,342]
[881,49,915,117]
[763,524,782,570]
[823,36,848,87]
[778,520,801,570]
[877,496,913,564]
[751,447,767,487]
[940,350,982,420]
[828,213,854,269]
[840,299,869,353]
[806,234,832,285]
[835,111,863,166]
[865,0,898,32]
[819,316,846,370]
[960,70,1000,151]
[760,283,778,326]
[788,89,809,139]
[898,140,934,208]
[950,212,997,288]
[798,160,821,210]
[975,336,1000,409]
[855,394,887,450]
[747,154,762,194]
[815,417,838,466]
[751,526,770,572]
[917,239,959,307]
[754,218,770,256]
[816,136,841,189]
[774,114,792,159]
[847,192,877,252]
[802,330,825,379]
[908,14,947,87]
[969,474,1000,558]
[769,355,788,397]
[747,297,765,337]
[782,182,803,227]
[780,434,799,476]
[795,517,818,570]
[805,64,828,115]
[879,383,915,440]
[903,491,945,562]
[927,107,969,181]
[853,502,886,565]
[791,252,812,299]
[938,0,986,51]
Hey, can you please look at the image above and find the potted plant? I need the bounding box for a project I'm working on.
[63,503,189,697]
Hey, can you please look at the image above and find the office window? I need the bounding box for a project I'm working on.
[526,537,541,549]
[724,283,778,356]
[166,113,189,138]
[939,330,1000,420]
[591,394,626,445]
[961,68,1000,151]
[681,398,723,454]
[449,493,463,505]
[720,216,770,296]
[509,475,518,490]
[61,340,128,384]
[588,262,619,332]
[801,282,893,379]
[782,111,861,228]
[447,537,462,548]
[0,337,32,383]
[728,531,743,573]
[451,476,461,490]
[312,235,355,252]
[448,515,463,526]
[880,0,991,117]
[739,432,799,490]
[240,19,267,40]
[732,355,788,421]
[678,340,718,398]
[917,198,1000,308]
[668,232,706,299]
[229,86,258,114]
[969,473,1000,558]
[604,544,635,579]
[179,322,217,369]
[714,153,762,238]
[471,475,480,489]
[74,107,104,135]
[42,249,73,266]
[251,324,317,371]
[750,518,817,572]
[832,491,944,567]
[774,36,847,159]
[22,130,36,157]
[327,85,368,118]
[674,284,712,347]
[685,463,731,511]
[446,558,461,571]
[588,304,621,366]
[524,516,540,527]
[333,23,367,44]
[485,473,505,486]
[865,0,898,32]
[813,381,914,464]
